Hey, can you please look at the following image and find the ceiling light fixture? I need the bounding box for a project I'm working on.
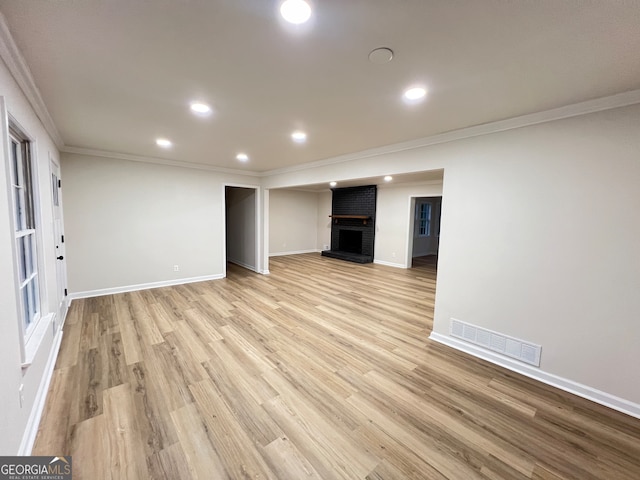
[403,86,427,102]
[291,130,307,143]
[156,138,172,148]
[190,102,212,115]
[330,181,337,187]
[384,175,393,182]
[280,0,312,24]
[236,153,249,162]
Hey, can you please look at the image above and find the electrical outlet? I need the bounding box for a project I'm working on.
[173,265,179,272]
[323,245,329,250]
[392,252,396,258]
[19,384,24,408]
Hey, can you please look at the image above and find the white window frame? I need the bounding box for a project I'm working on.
[7,123,43,348]
[417,201,432,237]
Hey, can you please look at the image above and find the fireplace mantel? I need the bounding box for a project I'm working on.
[329,214,371,225]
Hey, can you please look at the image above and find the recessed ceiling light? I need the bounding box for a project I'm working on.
[403,86,427,102]
[330,181,337,187]
[236,153,249,162]
[280,0,312,24]
[190,102,212,115]
[384,175,393,182]
[291,130,307,143]
[156,138,172,148]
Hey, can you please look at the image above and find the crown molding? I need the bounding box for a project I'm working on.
[61,145,261,177]
[62,86,640,179]
[377,179,443,189]
[262,89,640,177]
[0,13,64,148]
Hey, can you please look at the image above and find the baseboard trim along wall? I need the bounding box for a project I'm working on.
[69,274,225,300]
[429,332,640,420]
[269,249,320,257]
[18,327,64,455]
[374,259,407,269]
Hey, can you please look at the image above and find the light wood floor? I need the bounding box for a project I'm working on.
[34,253,640,479]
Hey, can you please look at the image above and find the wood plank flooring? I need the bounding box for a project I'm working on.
[34,253,640,479]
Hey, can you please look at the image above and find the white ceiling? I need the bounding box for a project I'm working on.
[1,0,640,174]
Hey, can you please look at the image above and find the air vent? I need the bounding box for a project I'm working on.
[450,318,541,367]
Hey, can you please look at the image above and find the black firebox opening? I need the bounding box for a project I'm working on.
[339,230,363,254]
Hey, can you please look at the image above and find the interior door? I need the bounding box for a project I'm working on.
[50,158,68,321]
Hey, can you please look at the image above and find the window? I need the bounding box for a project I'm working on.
[9,128,41,338]
[418,202,431,236]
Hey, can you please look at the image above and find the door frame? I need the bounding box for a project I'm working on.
[222,183,262,277]
[49,154,68,323]
[405,195,442,268]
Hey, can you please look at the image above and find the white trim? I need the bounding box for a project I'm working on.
[260,269,271,275]
[262,89,640,177]
[269,249,320,257]
[429,332,640,420]
[68,274,224,300]
[62,146,260,176]
[373,259,407,269]
[0,13,64,148]
[223,183,262,278]
[22,313,54,369]
[46,91,640,179]
[377,179,444,190]
[18,327,64,455]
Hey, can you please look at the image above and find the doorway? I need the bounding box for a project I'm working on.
[50,157,68,322]
[408,196,442,267]
[224,186,259,274]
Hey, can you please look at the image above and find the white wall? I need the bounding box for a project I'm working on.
[264,104,640,408]
[225,186,257,270]
[268,189,320,255]
[375,184,443,267]
[0,59,65,453]
[62,153,253,294]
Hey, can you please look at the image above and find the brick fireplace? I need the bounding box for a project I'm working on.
[321,185,376,264]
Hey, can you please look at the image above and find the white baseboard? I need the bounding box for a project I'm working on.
[269,249,319,257]
[18,328,64,455]
[69,273,224,300]
[374,259,407,269]
[429,332,640,420]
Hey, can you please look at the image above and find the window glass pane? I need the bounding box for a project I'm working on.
[30,278,39,322]
[11,141,20,185]
[14,186,27,231]
[24,278,39,328]
[17,235,27,281]
[25,234,35,278]
[22,286,31,328]
[52,173,59,206]
[418,203,432,236]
